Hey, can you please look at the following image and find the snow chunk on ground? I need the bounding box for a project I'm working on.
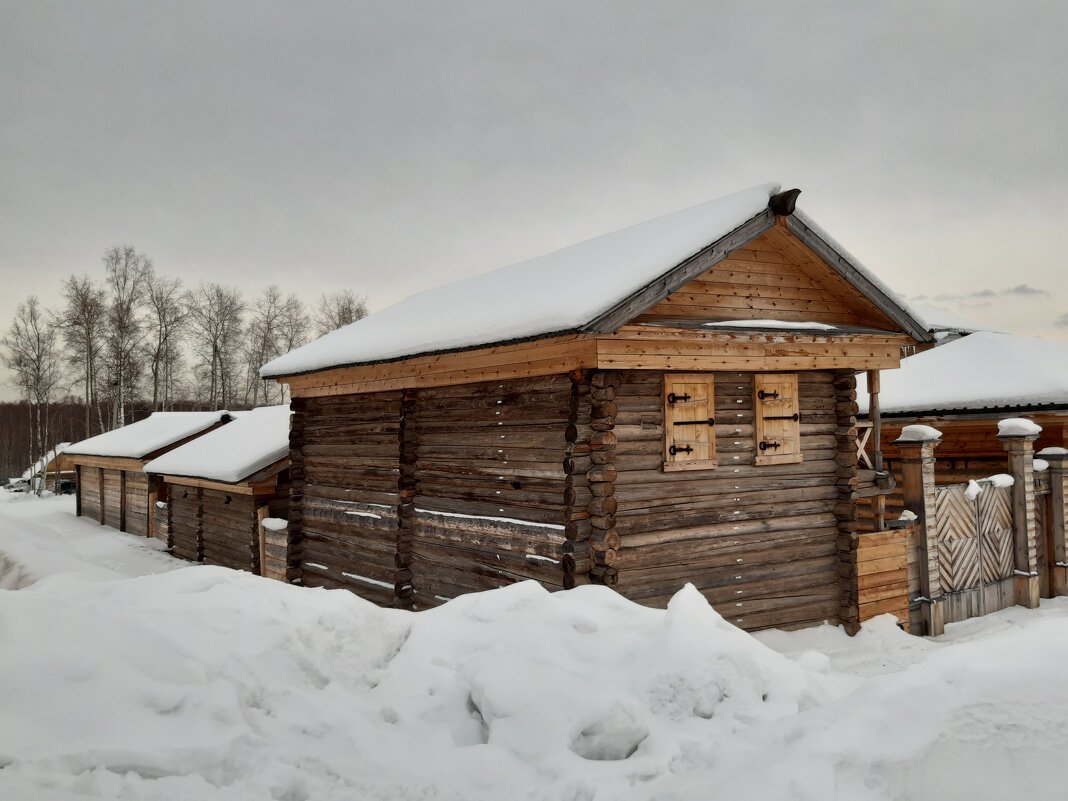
[998,417,1042,436]
[897,424,943,442]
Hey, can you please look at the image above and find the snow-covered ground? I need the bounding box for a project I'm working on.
[2,493,1067,800]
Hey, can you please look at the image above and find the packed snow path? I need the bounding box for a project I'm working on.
[2,494,1068,800]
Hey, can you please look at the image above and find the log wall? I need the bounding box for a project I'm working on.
[294,391,405,606]
[199,489,259,572]
[169,485,202,562]
[609,369,853,631]
[409,375,572,607]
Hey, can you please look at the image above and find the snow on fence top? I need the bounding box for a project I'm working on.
[896,424,943,443]
[261,185,783,377]
[143,405,292,484]
[65,411,233,459]
[998,417,1043,437]
[860,331,1068,415]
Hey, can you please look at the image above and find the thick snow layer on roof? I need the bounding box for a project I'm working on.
[907,303,991,334]
[21,443,71,480]
[144,405,291,483]
[65,412,231,459]
[261,185,780,377]
[860,332,1068,414]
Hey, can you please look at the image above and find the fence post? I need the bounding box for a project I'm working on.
[895,432,944,636]
[1000,426,1041,609]
[1040,449,1068,597]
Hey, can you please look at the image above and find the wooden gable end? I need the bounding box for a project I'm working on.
[635,221,899,330]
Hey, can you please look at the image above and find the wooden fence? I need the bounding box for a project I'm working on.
[856,525,912,629]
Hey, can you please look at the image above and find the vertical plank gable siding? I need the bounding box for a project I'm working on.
[612,370,847,631]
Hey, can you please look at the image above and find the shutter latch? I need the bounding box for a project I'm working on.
[763,413,800,422]
[669,444,694,456]
[757,389,780,401]
[667,392,692,404]
[759,440,782,451]
[673,417,715,427]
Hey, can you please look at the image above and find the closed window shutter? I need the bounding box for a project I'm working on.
[663,373,717,471]
[754,373,802,465]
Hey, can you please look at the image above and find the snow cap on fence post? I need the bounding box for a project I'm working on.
[997,417,1042,439]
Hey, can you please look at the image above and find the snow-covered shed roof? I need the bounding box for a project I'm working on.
[143,405,292,484]
[65,412,233,460]
[22,443,72,479]
[261,184,930,378]
[860,332,1068,416]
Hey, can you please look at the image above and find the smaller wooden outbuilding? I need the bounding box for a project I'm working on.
[860,331,1068,494]
[66,412,233,536]
[23,443,75,493]
[144,405,292,575]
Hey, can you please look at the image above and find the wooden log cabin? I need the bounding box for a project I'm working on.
[261,184,932,631]
[65,411,233,536]
[143,406,292,574]
[858,330,1068,524]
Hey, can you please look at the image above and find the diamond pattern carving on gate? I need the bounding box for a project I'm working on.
[933,482,1015,617]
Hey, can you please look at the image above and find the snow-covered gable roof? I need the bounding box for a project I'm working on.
[860,332,1068,415]
[143,405,291,484]
[261,185,929,379]
[906,303,992,335]
[22,443,72,479]
[66,412,232,459]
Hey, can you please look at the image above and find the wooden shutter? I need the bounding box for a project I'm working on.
[754,373,802,465]
[663,373,717,472]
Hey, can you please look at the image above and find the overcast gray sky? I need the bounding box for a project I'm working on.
[2,1,1066,400]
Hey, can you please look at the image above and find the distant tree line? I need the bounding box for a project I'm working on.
[2,245,368,489]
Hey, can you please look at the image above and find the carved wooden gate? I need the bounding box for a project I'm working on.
[934,482,1015,624]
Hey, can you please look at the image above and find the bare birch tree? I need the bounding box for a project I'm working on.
[2,297,62,495]
[313,290,367,337]
[187,283,245,409]
[145,273,189,411]
[102,246,152,427]
[242,286,309,406]
[57,275,106,439]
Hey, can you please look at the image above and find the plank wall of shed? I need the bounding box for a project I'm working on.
[199,489,259,572]
[611,369,857,631]
[80,467,101,522]
[124,472,150,536]
[102,469,123,529]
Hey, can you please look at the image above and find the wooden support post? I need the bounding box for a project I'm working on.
[895,434,945,636]
[256,505,269,575]
[148,487,158,540]
[1001,431,1041,609]
[833,370,861,633]
[1042,451,1068,597]
[75,465,82,517]
[194,487,205,562]
[98,467,105,525]
[866,369,885,531]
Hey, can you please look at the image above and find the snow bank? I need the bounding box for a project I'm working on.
[261,186,780,376]
[66,412,232,459]
[998,417,1042,437]
[896,424,942,442]
[144,406,291,484]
